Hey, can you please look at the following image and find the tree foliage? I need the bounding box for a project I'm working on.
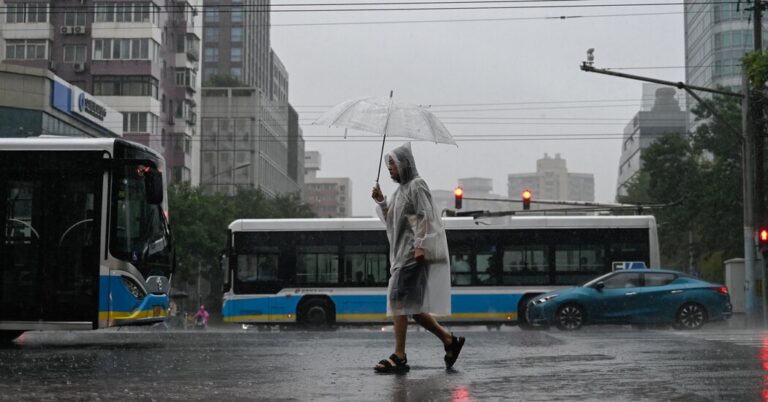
[621,93,743,282]
[168,184,314,314]
[744,50,768,88]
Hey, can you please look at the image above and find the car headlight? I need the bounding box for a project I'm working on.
[534,294,558,304]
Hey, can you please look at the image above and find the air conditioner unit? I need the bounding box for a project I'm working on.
[73,26,85,35]
[73,63,86,73]
[60,26,71,34]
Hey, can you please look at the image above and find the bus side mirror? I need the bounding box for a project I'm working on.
[145,169,164,205]
[595,282,605,291]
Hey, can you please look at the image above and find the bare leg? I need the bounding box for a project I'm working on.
[376,315,409,370]
[393,315,408,358]
[412,313,452,346]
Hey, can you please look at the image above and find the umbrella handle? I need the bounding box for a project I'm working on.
[376,91,394,183]
[376,133,387,183]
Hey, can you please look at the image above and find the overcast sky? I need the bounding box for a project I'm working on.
[269,1,686,216]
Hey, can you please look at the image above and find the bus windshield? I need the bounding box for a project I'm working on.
[110,163,171,276]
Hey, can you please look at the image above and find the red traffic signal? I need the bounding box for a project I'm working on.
[454,187,464,209]
[522,189,532,210]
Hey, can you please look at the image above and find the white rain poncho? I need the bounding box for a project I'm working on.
[375,143,451,317]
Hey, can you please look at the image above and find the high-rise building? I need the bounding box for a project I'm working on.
[199,87,302,196]
[616,87,687,199]
[508,153,594,202]
[201,0,270,89]
[684,1,767,112]
[200,0,302,195]
[304,151,352,218]
[0,0,204,184]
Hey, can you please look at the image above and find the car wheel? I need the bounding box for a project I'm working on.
[675,302,707,330]
[555,304,585,331]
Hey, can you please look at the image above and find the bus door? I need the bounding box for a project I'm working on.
[0,152,102,326]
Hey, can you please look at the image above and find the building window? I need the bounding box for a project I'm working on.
[231,27,243,42]
[231,6,243,23]
[6,4,48,23]
[230,68,242,79]
[175,68,197,88]
[205,27,218,42]
[64,10,87,26]
[63,45,87,63]
[93,75,159,99]
[94,2,159,24]
[122,112,158,134]
[204,6,219,22]
[93,38,157,61]
[204,68,217,81]
[5,40,47,60]
[204,47,219,62]
[231,47,242,62]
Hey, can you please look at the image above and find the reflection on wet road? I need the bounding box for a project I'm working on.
[0,324,766,401]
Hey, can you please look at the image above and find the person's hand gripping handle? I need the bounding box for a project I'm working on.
[372,184,384,203]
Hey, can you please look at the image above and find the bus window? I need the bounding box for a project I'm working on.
[237,251,279,282]
[297,245,339,284]
[501,245,549,285]
[554,245,606,285]
[343,245,387,286]
[475,251,500,285]
[450,252,472,286]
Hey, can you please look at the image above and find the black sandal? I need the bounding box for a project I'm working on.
[374,353,410,373]
[444,333,465,369]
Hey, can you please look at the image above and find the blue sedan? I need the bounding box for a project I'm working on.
[526,269,732,330]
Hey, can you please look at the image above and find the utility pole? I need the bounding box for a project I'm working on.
[747,0,766,324]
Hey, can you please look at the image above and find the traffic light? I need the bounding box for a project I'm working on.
[522,189,532,210]
[454,186,464,209]
[759,227,768,246]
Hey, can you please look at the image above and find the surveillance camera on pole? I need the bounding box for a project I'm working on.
[586,48,595,66]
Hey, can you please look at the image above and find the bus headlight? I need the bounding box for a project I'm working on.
[122,277,146,299]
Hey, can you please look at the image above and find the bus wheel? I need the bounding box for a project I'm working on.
[0,331,22,344]
[300,298,332,328]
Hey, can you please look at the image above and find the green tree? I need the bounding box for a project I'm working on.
[168,184,314,316]
[621,93,743,282]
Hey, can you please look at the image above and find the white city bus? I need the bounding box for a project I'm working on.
[0,137,174,342]
[222,215,659,327]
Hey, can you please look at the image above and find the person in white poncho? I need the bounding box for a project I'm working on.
[371,142,465,373]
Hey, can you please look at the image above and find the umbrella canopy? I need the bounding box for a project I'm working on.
[312,96,456,145]
[313,95,456,183]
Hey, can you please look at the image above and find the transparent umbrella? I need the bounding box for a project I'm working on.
[312,92,456,183]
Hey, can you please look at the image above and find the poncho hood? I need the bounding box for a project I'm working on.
[386,142,419,184]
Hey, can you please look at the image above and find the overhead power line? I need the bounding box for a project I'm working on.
[0,1,737,14]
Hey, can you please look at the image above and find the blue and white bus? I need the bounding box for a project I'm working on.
[0,138,174,342]
[222,215,659,327]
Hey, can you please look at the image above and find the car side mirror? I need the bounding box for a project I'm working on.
[595,282,605,291]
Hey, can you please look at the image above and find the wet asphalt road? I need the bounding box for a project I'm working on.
[0,322,767,401]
